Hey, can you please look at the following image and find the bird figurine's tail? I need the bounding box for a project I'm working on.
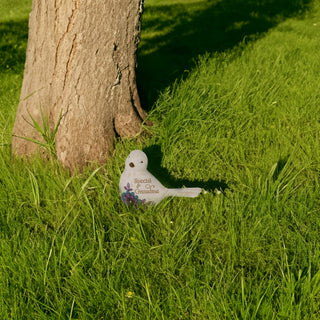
[166,187,202,199]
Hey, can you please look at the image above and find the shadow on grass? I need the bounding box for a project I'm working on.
[137,0,312,110]
[0,19,29,74]
[143,144,228,193]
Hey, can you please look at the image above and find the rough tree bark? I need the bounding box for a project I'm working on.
[12,0,146,171]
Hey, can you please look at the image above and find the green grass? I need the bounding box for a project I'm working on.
[1,0,320,318]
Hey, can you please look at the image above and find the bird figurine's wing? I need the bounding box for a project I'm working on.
[120,169,169,205]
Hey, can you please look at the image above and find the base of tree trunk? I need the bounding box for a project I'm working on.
[12,0,146,172]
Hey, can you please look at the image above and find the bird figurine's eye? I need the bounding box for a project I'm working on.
[140,161,144,163]
[129,162,135,168]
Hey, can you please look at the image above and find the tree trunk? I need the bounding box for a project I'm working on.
[12,0,145,171]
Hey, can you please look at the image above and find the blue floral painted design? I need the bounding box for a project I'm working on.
[121,183,146,207]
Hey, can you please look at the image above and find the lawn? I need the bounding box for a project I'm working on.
[1,0,320,319]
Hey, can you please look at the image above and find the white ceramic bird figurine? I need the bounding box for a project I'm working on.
[119,150,202,205]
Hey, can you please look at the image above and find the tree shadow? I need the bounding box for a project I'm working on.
[0,19,29,74]
[137,0,312,110]
[143,144,228,193]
